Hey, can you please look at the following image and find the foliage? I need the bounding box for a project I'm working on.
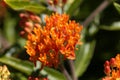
[0,0,120,80]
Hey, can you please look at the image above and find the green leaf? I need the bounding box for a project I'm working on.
[11,72,27,80]
[0,56,34,75]
[0,55,66,80]
[114,2,120,14]
[75,40,96,77]
[66,0,83,16]
[17,38,26,48]
[100,21,120,31]
[34,61,66,80]
[4,0,47,13]
[100,25,120,30]
[41,67,66,80]
[4,13,17,44]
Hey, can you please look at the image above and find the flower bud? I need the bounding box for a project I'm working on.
[53,0,58,5]
[104,66,111,76]
[62,0,67,4]
[110,58,116,67]
[104,60,110,67]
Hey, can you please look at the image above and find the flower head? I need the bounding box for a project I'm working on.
[28,76,48,80]
[0,65,10,80]
[103,54,120,80]
[25,13,82,68]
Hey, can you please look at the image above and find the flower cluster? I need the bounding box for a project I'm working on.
[0,0,7,7]
[103,54,120,80]
[19,12,41,38]
[25,13,82,68]
[28,76,48,80]
[48,0,67,5]
[0,65,10,80]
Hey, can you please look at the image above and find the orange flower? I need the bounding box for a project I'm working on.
[25,13,82,68]
[28,76,48,80]
[103,54,120,80]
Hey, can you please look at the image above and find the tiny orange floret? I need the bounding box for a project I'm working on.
[25,13,82,68]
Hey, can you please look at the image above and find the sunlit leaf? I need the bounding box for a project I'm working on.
[0,55,66,80]
[4,0,47,13]
[17,38,26,48]
[114,2,120,14]
[41,67,66,80]
[0,56,34,75]
[100,21,120,31]
[35,61,66,80]
[100,25,120,30]
[74,23,98,77]
[75,40,96,77]
[88,24,99,37]
[66,0,83,16]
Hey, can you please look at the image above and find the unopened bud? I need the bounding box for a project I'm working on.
[20,31,25,36]
[25,21,33,28]
[24,27,32,33]
[48,0,53,5]
[104,60,110,67]
[53,0,58,5]
[43,78,48,80]
[29,15,41,23]
[104,66,111,76]
[34,23,41,28]
[0,0,7,7]
[29,15,36,21]
[19,13,28,19]
[28,76,39,80]
[34,16,41,23]
[110,58,116,67]
[62,0,67,4]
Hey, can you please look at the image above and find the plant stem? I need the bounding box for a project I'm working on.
[68,60,77,80]
[60,64,72,80]
[83,0,112,27]
[0,33,10,53]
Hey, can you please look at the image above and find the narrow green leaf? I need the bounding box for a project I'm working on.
[0,55,66,80]
[75,40,96,77]
[114,2,120,14]
[11,72,27,80]
[4,0,47,13]
[100,25,120,30]
[66,0,83,16]
[41,67,66,80]
[100,21,120,31]
[0,56,34,75]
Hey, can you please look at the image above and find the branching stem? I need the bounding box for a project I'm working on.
[83,0,112,27]
[68,60,77,80]
[60,64,72,80]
